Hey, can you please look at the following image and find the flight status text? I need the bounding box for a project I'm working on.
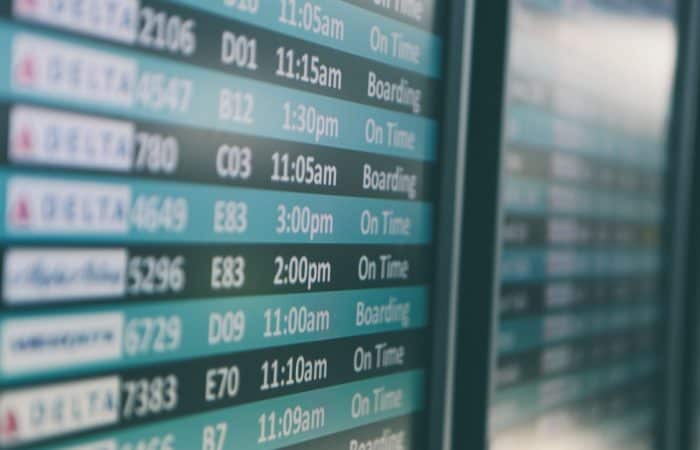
[0,0,442,448]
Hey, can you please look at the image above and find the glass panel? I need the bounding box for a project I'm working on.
[491,1,678,449]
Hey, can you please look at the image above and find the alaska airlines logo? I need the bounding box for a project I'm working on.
[0,377,119,445]
[1,313,123,374]
[4,249,127,304]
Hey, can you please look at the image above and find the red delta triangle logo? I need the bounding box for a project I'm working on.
[16,0,38,14]
[14,55,36,87]
[9,194,32,229]
[14,125,34,155]
[0,409,18,442]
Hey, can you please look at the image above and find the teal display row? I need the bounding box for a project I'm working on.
[0,22,438,161]
[0,286,428,382]
[0,169,433,244]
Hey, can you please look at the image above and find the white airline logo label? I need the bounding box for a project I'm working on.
[1,313,124,374]
[65,440,118,450]
[12,34,136,106]
[6,177,131,234]
[3,248,127,304]
[0,377,119,445]
[13,0,138,43]
[10,105,134,171]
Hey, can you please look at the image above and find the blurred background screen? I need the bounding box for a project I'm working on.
[490,1,678,449]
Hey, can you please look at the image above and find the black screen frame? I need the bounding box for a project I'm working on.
[672,1,700,449]
[449,0,513,448]
[426,0,476,448]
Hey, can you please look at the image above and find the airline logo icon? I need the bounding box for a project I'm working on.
[7,177,131,234]
[65,440,117,450]
[10,106,134,171]
[13,0,138,44]
[3,248,127,305]
[0,377,119,445]
[1,313,123,374]
[12,34,136,107]
[13,45,35,87]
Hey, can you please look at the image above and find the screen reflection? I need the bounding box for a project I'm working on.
[490,1,677,449]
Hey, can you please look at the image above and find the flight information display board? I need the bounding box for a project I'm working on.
[0,1,444,448]
[490,1,677,449]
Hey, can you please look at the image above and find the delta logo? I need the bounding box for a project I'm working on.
[14,0,139,45]
[12,34,138,107]
[9,106,135,171]
[6,177,131,234]
[0,377,119,445]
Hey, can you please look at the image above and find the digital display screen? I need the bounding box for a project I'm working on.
[490,1,677,449]
[0,1,444,448]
